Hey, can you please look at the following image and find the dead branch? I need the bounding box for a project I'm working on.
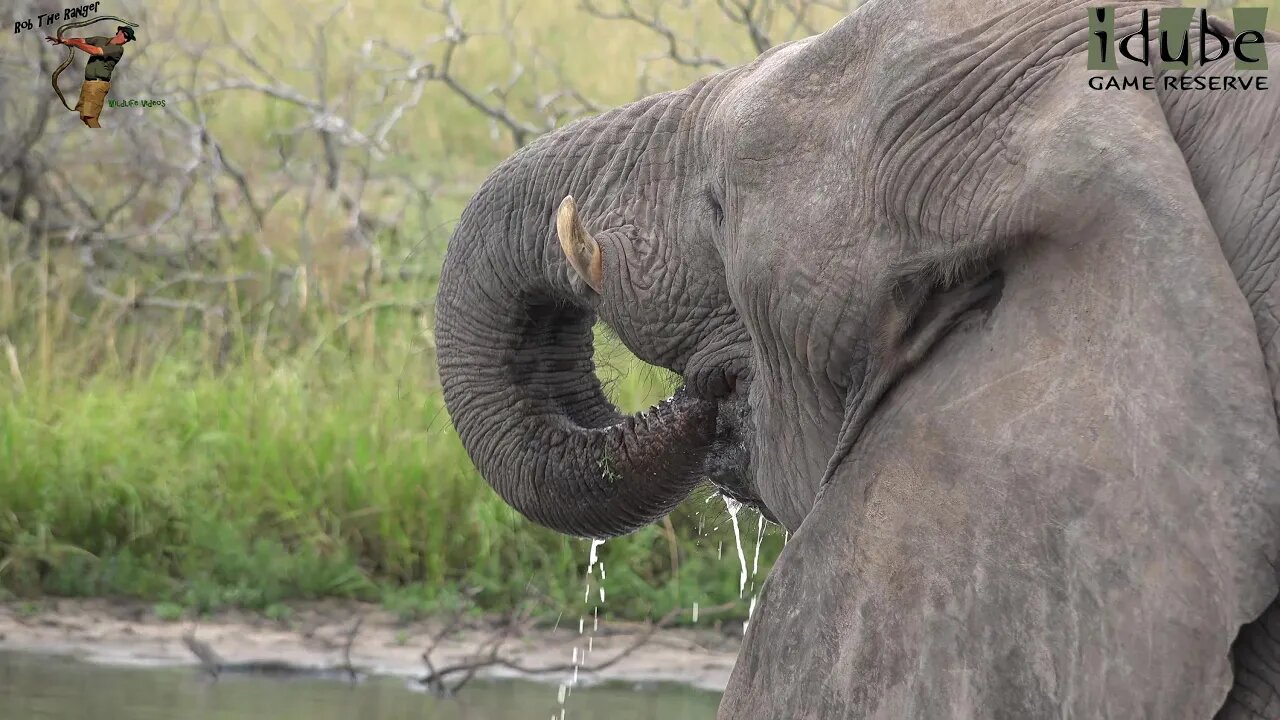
[181,622,368,682]
[408,0,610,148]
[418,601,739,696]
[182,630,227,678]
[87,281,215,315]
[338,616,364,684]
[580,0,729,70]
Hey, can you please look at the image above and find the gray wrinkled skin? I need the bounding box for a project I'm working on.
[1157,19,1280,720]
[434,0,1280,716]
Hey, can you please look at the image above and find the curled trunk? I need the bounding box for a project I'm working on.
[433,123,717,539]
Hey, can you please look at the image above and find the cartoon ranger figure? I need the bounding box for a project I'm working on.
[44,23,137,128]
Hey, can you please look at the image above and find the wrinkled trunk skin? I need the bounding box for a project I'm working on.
[434,94,719,540]
[1158,36,1280,720]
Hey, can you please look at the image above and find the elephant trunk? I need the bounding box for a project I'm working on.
[434,148,717,539]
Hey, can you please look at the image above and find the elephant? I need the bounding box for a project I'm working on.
[433,0,1280,716]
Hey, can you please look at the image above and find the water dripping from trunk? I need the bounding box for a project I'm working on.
[559,538,607,718]
[724,497,749,598]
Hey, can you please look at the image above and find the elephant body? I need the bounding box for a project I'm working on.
[434,1,1280,717]
[722,72,1280,716]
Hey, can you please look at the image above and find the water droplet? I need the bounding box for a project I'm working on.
[752,514,765,578]
[589,538,604,569]
[563,538,610,713]
[692,602,699,623]
[725,497,749,598]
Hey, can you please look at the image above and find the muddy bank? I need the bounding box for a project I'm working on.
[0,599,741,692]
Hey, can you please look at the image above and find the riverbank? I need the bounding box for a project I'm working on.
[0,598,741,693]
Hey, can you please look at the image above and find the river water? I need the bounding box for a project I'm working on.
[0,651,720,720]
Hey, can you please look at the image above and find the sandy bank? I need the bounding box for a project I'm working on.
[0,599,741,693]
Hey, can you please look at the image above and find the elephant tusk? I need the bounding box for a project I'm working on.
[556,195,604,294]
[50,15,140,112]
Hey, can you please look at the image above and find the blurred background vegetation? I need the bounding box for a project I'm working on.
[1,0,1275,626]
[0,0,864,625]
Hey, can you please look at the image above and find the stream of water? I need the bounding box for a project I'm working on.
[0,651,720,720]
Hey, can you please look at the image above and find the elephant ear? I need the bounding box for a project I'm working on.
[722,15,1280,720]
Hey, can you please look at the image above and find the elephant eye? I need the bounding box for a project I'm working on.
[704,187,725,227]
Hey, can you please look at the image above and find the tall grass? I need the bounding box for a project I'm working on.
[0,222,781,622]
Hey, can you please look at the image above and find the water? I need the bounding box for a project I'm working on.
[723,498,749,598]
[560,538,608,715]
[0,651,720,720]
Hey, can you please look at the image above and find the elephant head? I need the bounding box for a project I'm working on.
[436,0,1280,716]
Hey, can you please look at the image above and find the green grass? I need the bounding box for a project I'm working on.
[0,343,781,622]
[0,269,781,622]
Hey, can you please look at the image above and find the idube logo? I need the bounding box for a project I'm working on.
[1087,7,1270,91]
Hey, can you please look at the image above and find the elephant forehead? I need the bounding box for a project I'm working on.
[721,41,861,177]
[729,0,1113,242]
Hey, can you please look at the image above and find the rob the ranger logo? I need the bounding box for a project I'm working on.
[1086,6,1270,91]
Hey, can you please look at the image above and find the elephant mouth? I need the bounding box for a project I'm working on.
[693,381,776,523]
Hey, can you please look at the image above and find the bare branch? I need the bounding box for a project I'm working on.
[715,0,774,54]
[580,0,728,70]
[419,601,740,696]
